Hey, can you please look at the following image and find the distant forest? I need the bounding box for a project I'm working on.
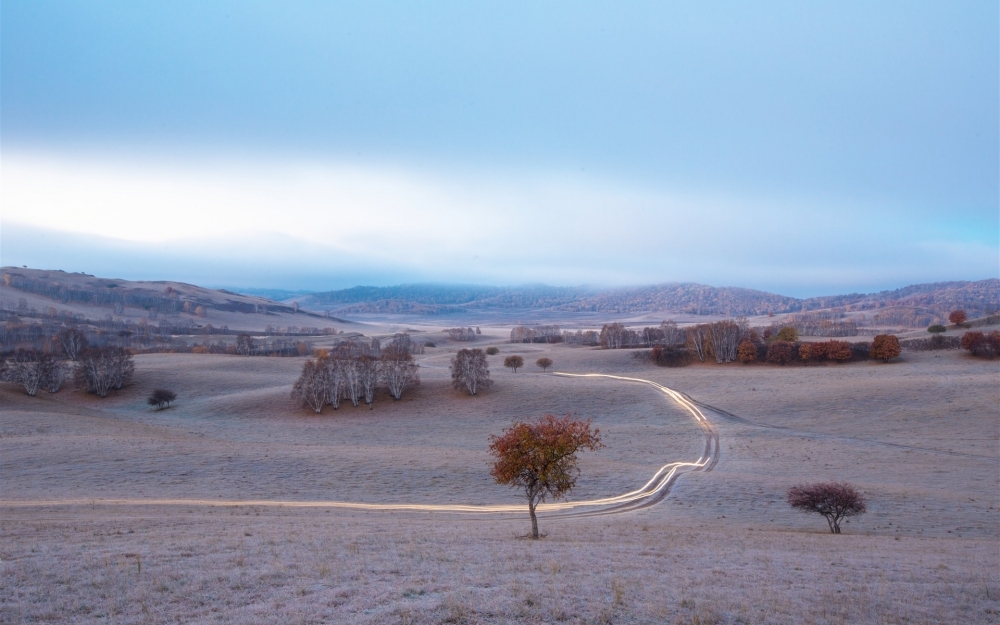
[297,279,1000,319]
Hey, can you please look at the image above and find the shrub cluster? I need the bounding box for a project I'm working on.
[961,330,1000,358]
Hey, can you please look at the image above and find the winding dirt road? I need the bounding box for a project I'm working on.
[2,373,719,518]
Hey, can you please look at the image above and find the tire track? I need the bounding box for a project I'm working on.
[1,373,719,517]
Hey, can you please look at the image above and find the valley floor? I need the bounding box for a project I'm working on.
[2,334,998,623]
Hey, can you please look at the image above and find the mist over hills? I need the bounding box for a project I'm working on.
[2,267,997,324]
[295,279,1000,319]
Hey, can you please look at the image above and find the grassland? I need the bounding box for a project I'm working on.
[2,328,997,623]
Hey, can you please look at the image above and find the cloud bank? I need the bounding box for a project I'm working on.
[3,150,996,296]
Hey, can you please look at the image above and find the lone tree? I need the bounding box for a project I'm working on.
[148,388,177,410]
[504,355,524,373]
[489,414,604,539]
[869,334,901,362]
[535,357,553,372]
[451,348,492,395]
[948,310,967,326]
[787,482,867,534]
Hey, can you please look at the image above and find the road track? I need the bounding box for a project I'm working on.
[1,373,719,518]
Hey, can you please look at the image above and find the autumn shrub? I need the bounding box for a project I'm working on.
[825,340,853,361]
[736,340,757,364]
[485,346,500,355]
[870,334,902,362]
[774,327,798,342]
[424,341,436,348]
[927,324,947,334]
[765,340,795,365]
[961,330,1000,358]
[650,345,693,367]
[850,341,872,360]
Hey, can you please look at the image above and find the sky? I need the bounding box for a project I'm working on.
[2,1,997,297]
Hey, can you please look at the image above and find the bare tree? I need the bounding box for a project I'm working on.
[75,347,134,397]
[707,318,747,363]
[382,351,419,400]
[324,357,344,409]
[451,348,492,395]
[357,354,381,408]
[600,323,628,349]
[340,354,362,407]
[686,324,709,362]
[447,327,477,341]
[236,334,255,356]
[57,328,89,361]
[4,350,56,396]
[787,482,867,534]
[504,355,524,372]
[292,358,329,413]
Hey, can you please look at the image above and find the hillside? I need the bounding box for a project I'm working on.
[296,279,1000,320]
[0,268,343,338]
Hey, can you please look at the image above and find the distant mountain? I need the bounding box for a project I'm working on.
[5,267,997,325]
[299,279,1000,319]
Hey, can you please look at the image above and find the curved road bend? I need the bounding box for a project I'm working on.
[2,373,720,518]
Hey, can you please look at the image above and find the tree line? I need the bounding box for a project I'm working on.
[1,341,135,398]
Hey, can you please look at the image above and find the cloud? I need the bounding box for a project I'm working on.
[2,150,997,296]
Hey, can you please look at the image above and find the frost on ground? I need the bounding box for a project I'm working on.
[1,339,998,623]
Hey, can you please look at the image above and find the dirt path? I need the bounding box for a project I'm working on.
[1,373,720,518]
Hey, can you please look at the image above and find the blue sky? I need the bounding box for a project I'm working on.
[2,1,997,296]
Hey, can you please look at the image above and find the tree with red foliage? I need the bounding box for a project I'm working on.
[869,334,901,362]
[961,330,1000,358]
[736,340,758,364]
[948,310,967,326]
[766,340,795,365]
[787,482,867,533]
[489,414,604,539]
[826,340,853,362]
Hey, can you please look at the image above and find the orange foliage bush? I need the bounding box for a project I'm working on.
[870,334,902,362]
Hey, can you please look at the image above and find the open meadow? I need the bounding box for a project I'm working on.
[2,329,998,624]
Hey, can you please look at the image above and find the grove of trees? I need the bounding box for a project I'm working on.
[291,335,420,413]
[488,414,603,539]
[75,347,135,397]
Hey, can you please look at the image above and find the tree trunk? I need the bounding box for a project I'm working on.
[529,500,539,539]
